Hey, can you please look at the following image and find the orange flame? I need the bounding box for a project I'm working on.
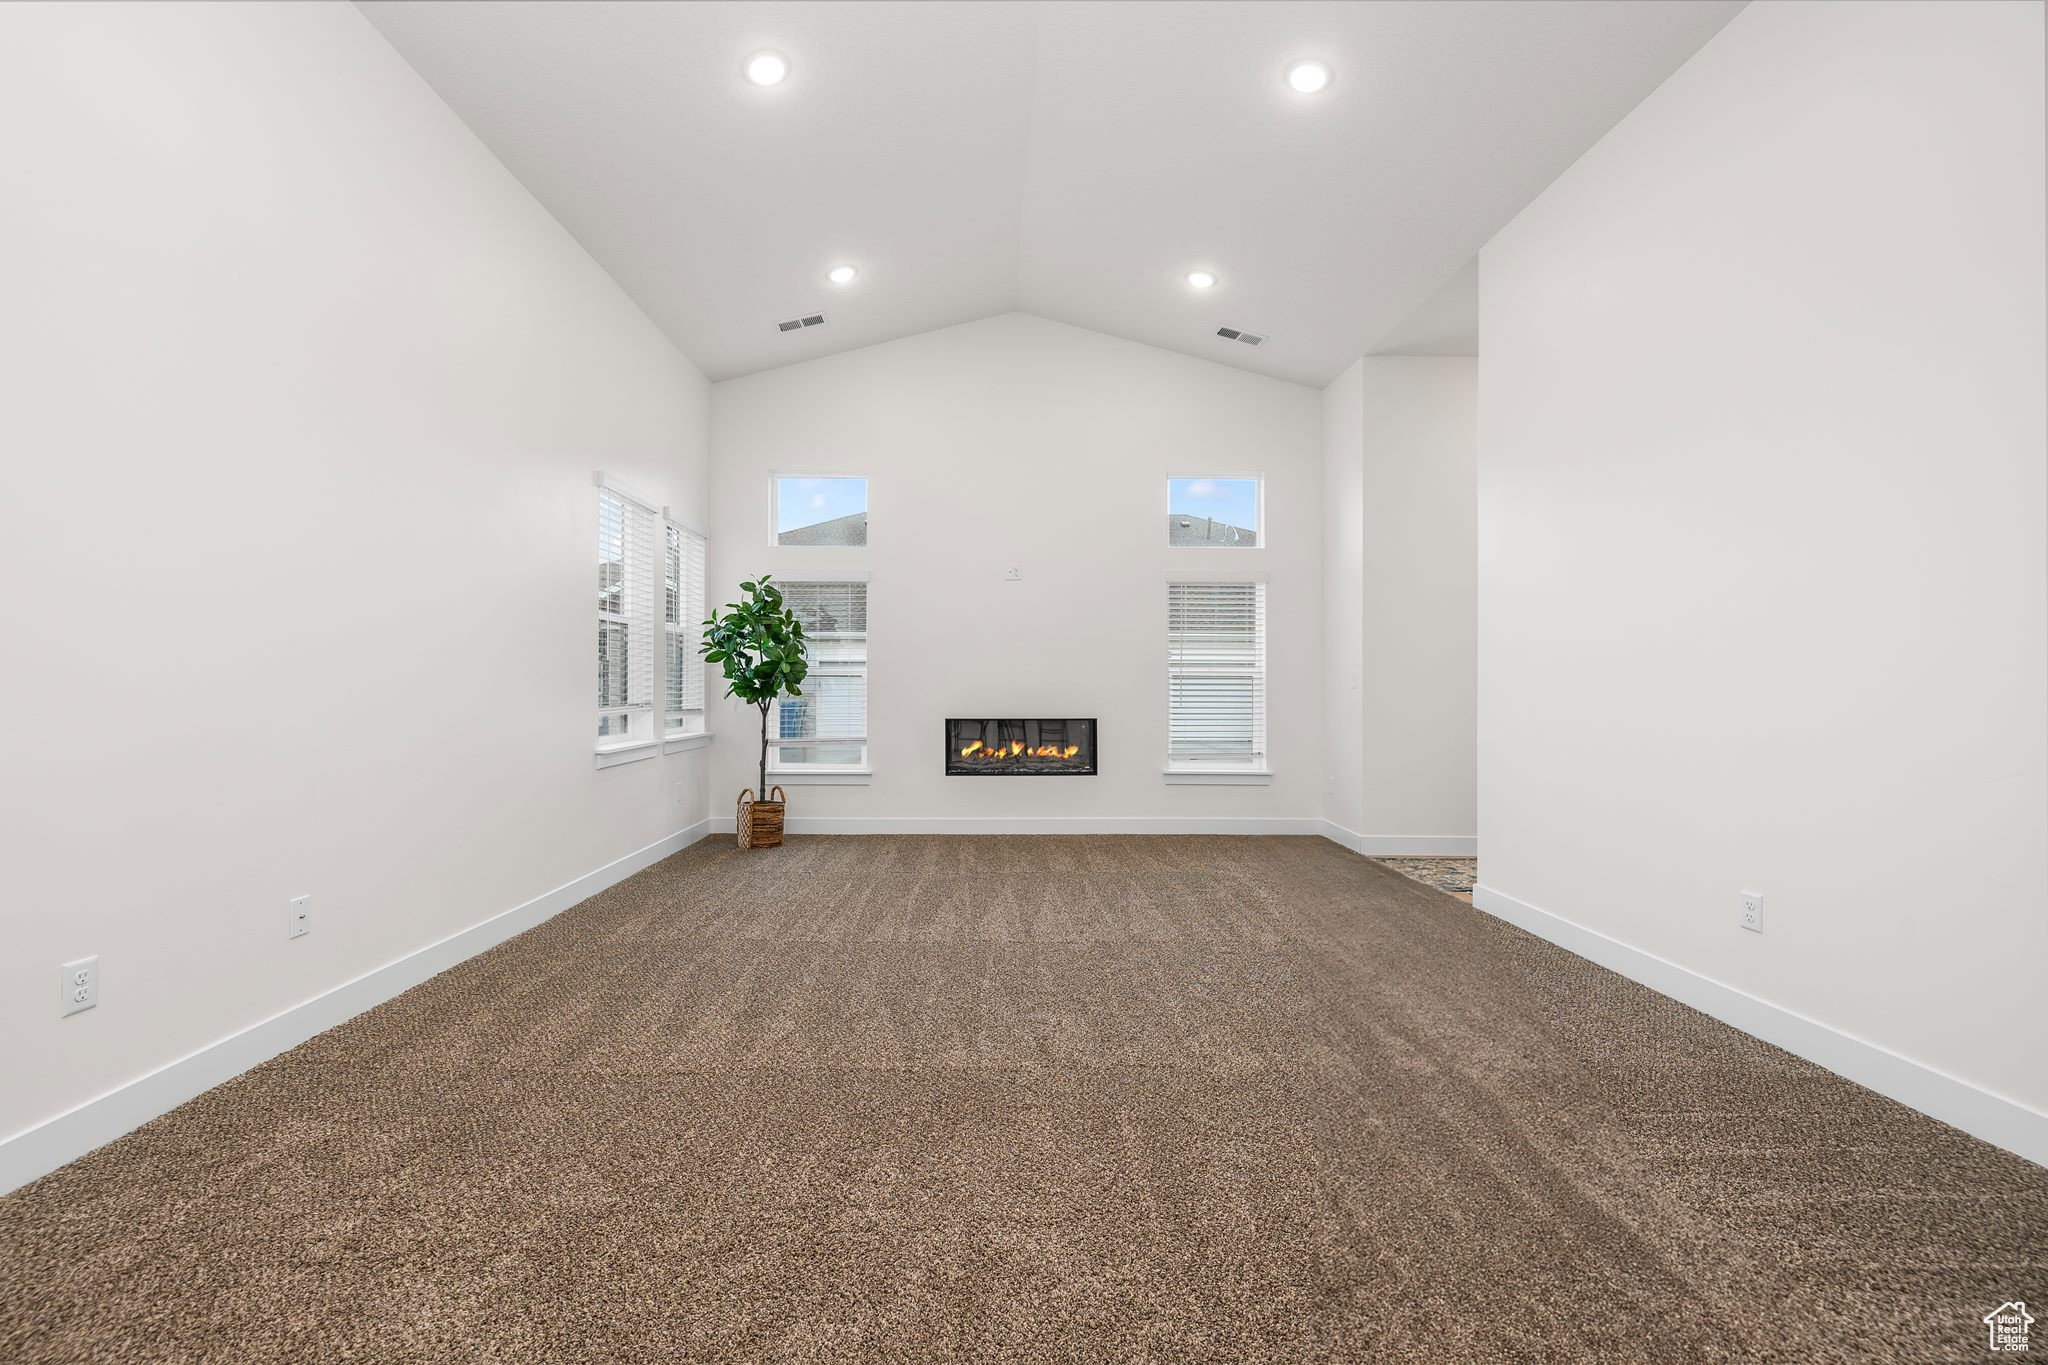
[957,741,1084,761]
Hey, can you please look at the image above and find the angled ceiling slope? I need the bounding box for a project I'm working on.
[358,0,1742,387]
[1373,260,1479,358]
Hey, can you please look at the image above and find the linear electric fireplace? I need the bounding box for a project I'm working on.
[946,718,1098,776]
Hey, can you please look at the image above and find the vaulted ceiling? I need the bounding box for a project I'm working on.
[357,0,1743,387]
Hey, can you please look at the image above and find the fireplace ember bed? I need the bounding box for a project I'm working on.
[946,718,1098,776]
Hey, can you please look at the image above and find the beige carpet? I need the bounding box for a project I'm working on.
[2,836,2041,1362]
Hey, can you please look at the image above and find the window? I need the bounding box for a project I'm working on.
[770,580,868,772]
[775,476,868,546]
[665,520,707,735]
[1168,476,1261,547]
[1165,580,1267,771]
[597,481,660,749]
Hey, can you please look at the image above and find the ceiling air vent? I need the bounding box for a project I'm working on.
[1215,327,1266,347]
[775,313,828,333]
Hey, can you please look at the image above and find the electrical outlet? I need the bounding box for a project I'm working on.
[62,956,98,1016]
[672,782,684,804]
[289,895,311,940]
[1004,565,1022,581]
[1739,890,1763,934]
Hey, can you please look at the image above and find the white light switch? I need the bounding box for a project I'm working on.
[289,895,311,940]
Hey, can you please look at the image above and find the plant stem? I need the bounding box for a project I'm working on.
[758,699,770,796]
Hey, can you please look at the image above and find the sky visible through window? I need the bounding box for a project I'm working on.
[777,477,867,535]
[1170,478,1257,535]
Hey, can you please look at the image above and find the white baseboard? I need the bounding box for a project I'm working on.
[1319,823,1478,857]
[0,819,715,1196]
[1472,883,2048,1169]
[701,817,1473,852]
[709,815,1327,836]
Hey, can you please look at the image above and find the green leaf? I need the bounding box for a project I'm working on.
[697,574,811,710]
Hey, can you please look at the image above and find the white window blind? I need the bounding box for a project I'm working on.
[771,580,868,770]
[597,487,659,745]
[1166,580,1267,768]
[665,521,707,734]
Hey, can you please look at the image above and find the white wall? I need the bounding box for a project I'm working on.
[707,313,1323,827]
[1321,357,1478,850]
[1359,359,1478,845]
[1321,361,1368,838]
[0,2,712,1149]
[1479,0,2047,1117]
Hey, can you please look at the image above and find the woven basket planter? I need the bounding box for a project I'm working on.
[736,786,786,849]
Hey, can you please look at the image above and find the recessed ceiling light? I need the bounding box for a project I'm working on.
[827,265,859,285]
[1186,270,1217,289]
[1285,59,1332,94]
[744,51,789,86]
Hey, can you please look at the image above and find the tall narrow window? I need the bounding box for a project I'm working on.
[770,580,869,772]
[597,483,659,749]
[665,521,707,735]
[1166,580,1267,771]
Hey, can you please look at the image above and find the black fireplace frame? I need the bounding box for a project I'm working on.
[944,718,1099,777]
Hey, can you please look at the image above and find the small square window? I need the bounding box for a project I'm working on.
[776,476,867,546]
[1168,477,1260,547]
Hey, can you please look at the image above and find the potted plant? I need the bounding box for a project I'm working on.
[702,574,808,848]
